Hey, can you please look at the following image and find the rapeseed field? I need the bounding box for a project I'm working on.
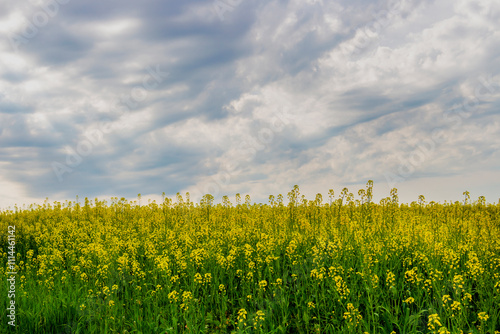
[1,183,499,333]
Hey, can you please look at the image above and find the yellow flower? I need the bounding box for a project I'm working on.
[453,275,465,292]
[108,300,115,307]
[237,308,247,325]
[477,312,489,322]
[310,268,324,280]
[450,301,461,313]
[194,272,203,284]
[404,297,414,304]
[343,303,362,326]
[438,327,450,334]
[204,273,212,283]
[272,278,283,287]
[253,310,265,329]
[182,291,193,303]
[428,314,442,331]
[442,294,451,307]
[307,301,315,309]
[168,290,179,303]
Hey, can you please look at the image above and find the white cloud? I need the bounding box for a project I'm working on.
[1,0,499,207]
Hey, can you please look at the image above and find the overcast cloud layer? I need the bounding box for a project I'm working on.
[1,0,499,208]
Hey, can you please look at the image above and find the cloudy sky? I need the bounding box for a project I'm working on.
[1,0,499,208]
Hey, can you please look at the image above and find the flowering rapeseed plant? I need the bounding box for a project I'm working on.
[0,183,499,333]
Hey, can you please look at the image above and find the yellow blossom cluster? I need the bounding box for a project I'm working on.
[1,184,499,333]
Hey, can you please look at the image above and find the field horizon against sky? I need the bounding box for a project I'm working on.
[1,0,500,209]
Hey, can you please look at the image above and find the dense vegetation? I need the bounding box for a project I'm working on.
[1,183,499,333]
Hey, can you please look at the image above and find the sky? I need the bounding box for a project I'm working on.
[1,0,499,209]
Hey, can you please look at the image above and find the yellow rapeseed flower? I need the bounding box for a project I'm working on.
[237,308,247,324]
[477,312,489,322]
[404,297,415,304]
[428,314,441,331]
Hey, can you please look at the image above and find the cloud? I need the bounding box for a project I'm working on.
[0,0,500,209]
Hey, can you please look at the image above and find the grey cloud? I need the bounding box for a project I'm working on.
[1,0,500,207]
[23,25,94,66]
[0,98,34,114]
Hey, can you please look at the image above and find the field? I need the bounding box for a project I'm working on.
[1,183,500,333]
